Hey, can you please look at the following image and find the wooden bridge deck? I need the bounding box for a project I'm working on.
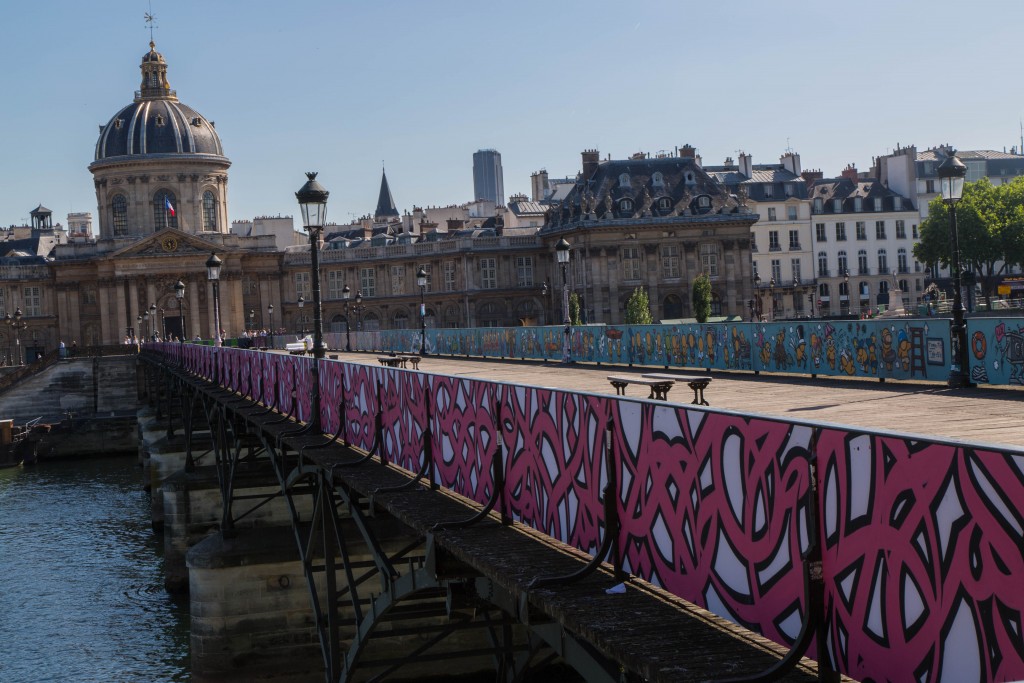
[325,352,1024,448]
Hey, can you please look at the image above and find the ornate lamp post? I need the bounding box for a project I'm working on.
[768,277,776,321]
[5,308,27,365]
[342,285,352,352]
[354,292,364,332]
[142,311,149,341]
[541,280,549,324]
[267,304,274,348]
[149,303,157,339]
[175,279,187,341]
[206,252,223,347]
[843,269,851,315]
[296,172,329,433]
[248,309,255,332]
[556,238,571,364]
[808,290,816,318]
[416,266,428,355]
[938,151,970,388]
[297,295,305,335]
[159,308,166,339]
[136,314,143,341]
[753,273,763,321]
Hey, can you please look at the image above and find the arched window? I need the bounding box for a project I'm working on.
[837,250,848,274]
[619,173,631,188]
[817,251,828,277]
[897,248,908,273]
[444,305,460,328]
[153,190,178,229]
[899,279,909,292]
[652,172,664,187]
[393,311,409,329]
[857,249,868,275]
[202,191,218,231]
[657,197,672,211]
[111,194,128,236]
[710,292,722,316]
[877,248,888,274]
[663,294,683,319]
[619,198,634,214]
[818,283,830,298]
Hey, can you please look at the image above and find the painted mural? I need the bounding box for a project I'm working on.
[154,343,1024,682]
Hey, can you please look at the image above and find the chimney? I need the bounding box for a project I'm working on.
[447,218,465,232]
[581,150,600,180]
[678,144,696,159]
[801,170,824,184]
[780,152,801,176]
[360,217,373,240]
[738,152,753,178]
[841,164,858,181]
[530,170,549,201]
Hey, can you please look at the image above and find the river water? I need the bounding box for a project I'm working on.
[0,456,190,682]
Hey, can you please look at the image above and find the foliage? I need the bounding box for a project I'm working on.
[568,292,582,325]
[914,176,1024,300]
[625,287,653,325]
[692,273,712,323]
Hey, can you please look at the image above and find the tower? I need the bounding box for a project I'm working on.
[473,149,504,205]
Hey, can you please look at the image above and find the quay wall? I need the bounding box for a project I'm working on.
[156,343,1024,683]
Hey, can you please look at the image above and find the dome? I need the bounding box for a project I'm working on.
[92,42,226,163]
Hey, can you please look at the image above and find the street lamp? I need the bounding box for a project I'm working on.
[5,309,26,365]
[206,252,223,347]
[149,303,157,340]
[143,310,149,341]
[768,277,776,321]
[297,295,305,334]
[296,171,329,434]
[175,279,187,341]
[249,308,254,332]
[843,269,851,315]
[159,308,165,339]
[354,291,365,332]
[416,266,428,355]
[808,290,816,318]
[267,304,274,348]
[342,285,352,352]
[556,238,571,363]
[938,151,970,388]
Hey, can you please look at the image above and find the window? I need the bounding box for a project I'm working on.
[652,172,664,187]
[900,279,910,292]
[515,256,534,287]
[661,245,680,278]
[787,205,798,221]
[819,283,830,299]
[443,262,456,292]
[327,270,345,299]
[619,173,631,188]
[813,198,823,213]
[767,207,777,221]
[854,197,863,212]
[788,230,800,250]
[0,290,5,317]
[699,243,719,277]
[769,231,781,251]
[875,221,887,239]
[153,190,178,229]
[835,222,847,241]
[815,223,827,242]
[419,263,433,293]
[912,224,919,239]
[856,222,867,240]
[391,265,405,294]
[622,246,641,281]
[112,194,129,236]
[925,179,936,193]
[791,258,802,284]
[202,191,217,231]
[818,252,829,277]
[764,184,774,198]
[837,250,848,275]
[295,272,310,300]
[771,259,782,283]
[619,199,634,214]
[896,220,906,239]
[839,281,850,298]
[862,281,873,299]
[874,198,882,211]
[858,250,869,274]
[877,249,888,274]
[360,267,376,296]
[893,196,902,210]
[898,248,908,273]
[480,258,497,289]
[833,199,843,213]
[657,197,672,211]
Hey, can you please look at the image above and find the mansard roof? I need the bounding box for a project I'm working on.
[809,177,914,213]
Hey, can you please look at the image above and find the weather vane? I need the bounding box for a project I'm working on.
[145,1,158,43]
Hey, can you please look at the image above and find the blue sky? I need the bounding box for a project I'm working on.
[2,0,1022,229]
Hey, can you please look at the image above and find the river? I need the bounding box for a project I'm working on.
[0,456,190,682]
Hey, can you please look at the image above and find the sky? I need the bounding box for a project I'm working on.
[2,0,1023,230]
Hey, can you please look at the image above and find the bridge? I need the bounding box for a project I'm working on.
[138,343,1024,682]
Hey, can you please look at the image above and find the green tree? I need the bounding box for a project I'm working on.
[692,273,712,323]
[625,287,653,325]
[568,292,582,325]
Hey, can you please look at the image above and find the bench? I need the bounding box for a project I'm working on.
[642,373,711,405]
[607,375,675,400]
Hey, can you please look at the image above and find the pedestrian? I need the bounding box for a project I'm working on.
[70,341,77,356]
[59,340,66,358]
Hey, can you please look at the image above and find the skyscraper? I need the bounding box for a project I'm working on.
[473,149,504,205]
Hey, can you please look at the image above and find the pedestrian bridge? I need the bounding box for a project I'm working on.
[140,343,1024,683]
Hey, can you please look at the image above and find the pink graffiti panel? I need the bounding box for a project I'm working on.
[429,375,500,505]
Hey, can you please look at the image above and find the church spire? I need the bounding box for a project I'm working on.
[374,168,400,220]
[137,41,176,102]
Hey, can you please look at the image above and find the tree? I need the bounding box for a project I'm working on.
[568,292,582,325]
[625,287,653,325]
[692,273,712,323]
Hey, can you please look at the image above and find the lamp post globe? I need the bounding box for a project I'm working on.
[937,151,970,388]
[295,172,329,433]
[206,252,223,346]
[416,266,428,355]
[342,285,352,352]
[555,238,571,363]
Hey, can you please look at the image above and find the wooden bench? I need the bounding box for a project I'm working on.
[607,375,675,400]
[642,373,712,405]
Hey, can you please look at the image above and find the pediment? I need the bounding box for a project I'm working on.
[107,229,222,259]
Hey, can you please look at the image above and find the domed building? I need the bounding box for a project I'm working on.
[90,42,230,239]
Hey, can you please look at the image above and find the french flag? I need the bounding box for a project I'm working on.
[164,196,176,217]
